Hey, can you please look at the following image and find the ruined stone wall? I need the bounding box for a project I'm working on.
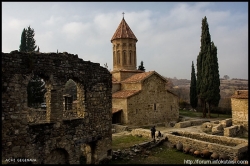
[131,128,248,160]
[231,98,248,131]
[165,131,248,160]
[112,124,128,133]
[2,51,112,164]
[131,128,151,138]
[224,125,242,137]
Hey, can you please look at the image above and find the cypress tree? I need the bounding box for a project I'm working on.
[190,61,197,109]
[138,61,145,71]
[196,16,211,118]
[196,16,220,118]
[203,42,220,117]
[19,25,45,108]
[19,28,27,52]
[26,25,37,52]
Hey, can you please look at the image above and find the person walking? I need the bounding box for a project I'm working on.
[151,126,156,140]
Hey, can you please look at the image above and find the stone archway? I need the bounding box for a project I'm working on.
[44,148,69,164]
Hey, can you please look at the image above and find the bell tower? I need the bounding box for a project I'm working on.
[111,14,138,71]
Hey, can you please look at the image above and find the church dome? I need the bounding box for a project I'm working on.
[111,17,138,42]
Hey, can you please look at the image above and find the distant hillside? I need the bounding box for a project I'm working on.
[220,78,248,98]
[165,77,248,101]
[170,78,190,87]
[165,77,248,112]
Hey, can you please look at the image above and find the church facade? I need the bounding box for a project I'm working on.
[111,17,179,126]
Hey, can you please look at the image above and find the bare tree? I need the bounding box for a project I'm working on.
[223,75,230,80]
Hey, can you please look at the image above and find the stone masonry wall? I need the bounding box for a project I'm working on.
[121,83,141,91]
[2,51,112,164]
[112,99,127,124]
[112,124,128,133]
[231,98,248,131]
[112,83,121,93]
[126,74,179,126]
[224,125,242,137]
[165,131,248,160]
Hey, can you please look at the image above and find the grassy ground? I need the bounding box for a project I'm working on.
[112,135,151,150]
[179,109,232,119]
[110,135,204,164]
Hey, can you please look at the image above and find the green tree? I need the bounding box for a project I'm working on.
[19,28,27,52]
[27,75,46,108]
[138,61,145,71]
[19,26,45,108]
[197,16,211,118]
[190,61,197,109]
[19,26,38,52]
[64,79,77,100]
[196,16,220,118]
[223,75,230,80]
[26,25,37,52]
[203,41,220,117]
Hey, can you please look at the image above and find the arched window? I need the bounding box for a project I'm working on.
[129,51,132,65]
[113,51,116,65]
[134,51,136,65]
[123,51,126,65]
[117,51,120,64]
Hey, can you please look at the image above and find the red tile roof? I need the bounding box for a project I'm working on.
[121,71,168,84]
[121,71,154,83]
[111,18,138,42]
[231,90,248,99]
[112,90,141,98]
[113,69,143,72]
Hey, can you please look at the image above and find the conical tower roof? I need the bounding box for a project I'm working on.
[111,17,138,42]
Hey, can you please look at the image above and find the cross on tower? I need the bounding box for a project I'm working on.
[122,12,125,18]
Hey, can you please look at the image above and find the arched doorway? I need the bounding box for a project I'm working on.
[44,148,69,164]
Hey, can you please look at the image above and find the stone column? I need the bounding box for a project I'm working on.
[46,86,64,122]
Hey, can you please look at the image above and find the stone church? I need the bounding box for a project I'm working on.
[111,16,179,126]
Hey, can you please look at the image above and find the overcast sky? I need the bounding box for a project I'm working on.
[2,2,248,80]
